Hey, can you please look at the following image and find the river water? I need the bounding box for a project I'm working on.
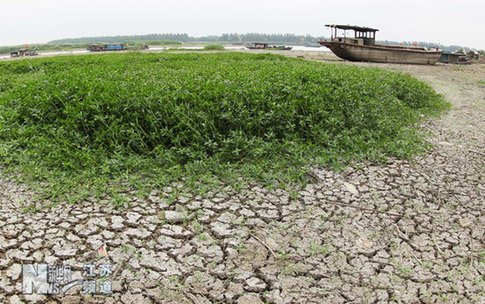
[150,45,330,52]
[0,45,330,60]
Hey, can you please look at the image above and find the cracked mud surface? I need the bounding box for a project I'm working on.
[1,53,484,303]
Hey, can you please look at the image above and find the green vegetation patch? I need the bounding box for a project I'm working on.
[203,44,225,51]
[0,52,449,202]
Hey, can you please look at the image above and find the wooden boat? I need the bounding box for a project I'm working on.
[86,44,127,52]
[246,43,292,51]
[246,43,269,50]
[10,48,38,57]
[439,49,480,64]
[274,45,293,51]
[318,25,443,65]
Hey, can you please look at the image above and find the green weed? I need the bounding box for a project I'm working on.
[309,242,332,257]
[203,44,225,51]
[0,52,449,203]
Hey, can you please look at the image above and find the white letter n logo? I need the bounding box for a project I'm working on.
[22,264,51,294]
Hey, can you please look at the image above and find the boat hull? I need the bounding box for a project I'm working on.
[318,41,442,65]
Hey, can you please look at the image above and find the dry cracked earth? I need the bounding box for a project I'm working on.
[1,52,484,303]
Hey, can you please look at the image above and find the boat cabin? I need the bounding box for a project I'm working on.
[326,24,379,46]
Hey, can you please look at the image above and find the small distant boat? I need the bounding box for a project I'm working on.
[87,44,127,52]
[86,44,149,52]
[318,25,443,65]
[246,43,269,49]
[274,45,293,51]
[439,49,480,64]
[246,43,293,51]
[10,48,38,57]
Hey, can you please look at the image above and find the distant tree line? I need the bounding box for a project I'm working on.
[48,33,325,45]
[49,34,191,44]
[48,33,476,51]
[0,33,475,54]
[192,33,325,45]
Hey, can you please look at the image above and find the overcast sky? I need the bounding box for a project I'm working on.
[1,0,484,49]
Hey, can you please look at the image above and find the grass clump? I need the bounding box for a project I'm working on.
[0,52,449,202]
[203,44,225,51]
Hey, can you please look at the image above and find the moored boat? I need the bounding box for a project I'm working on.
[86,44,128,52]
[246,43,293,51]
[246,43,269,49]
[318,25,443,65]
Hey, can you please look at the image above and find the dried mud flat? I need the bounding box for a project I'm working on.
[1,52,484,303]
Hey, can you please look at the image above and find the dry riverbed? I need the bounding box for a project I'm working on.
[1,51,484,303]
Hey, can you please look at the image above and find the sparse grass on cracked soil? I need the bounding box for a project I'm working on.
[2,52,483,304]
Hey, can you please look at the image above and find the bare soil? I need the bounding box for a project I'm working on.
[1,51,484,303]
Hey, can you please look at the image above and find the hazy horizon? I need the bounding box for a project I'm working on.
[1,0,484,50]
[43,32,478,49]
